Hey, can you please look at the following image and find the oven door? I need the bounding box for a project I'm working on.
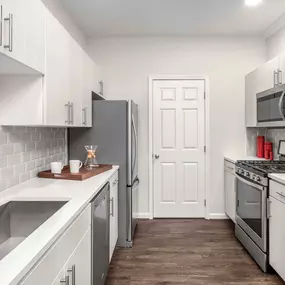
[235,174,267,252]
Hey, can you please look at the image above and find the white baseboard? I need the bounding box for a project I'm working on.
[137,213,150,219]
[137,213,229,220]
[208,213,229,220]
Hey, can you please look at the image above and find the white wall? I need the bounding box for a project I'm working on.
[87,36,266,217]
[41,0,86,49]
[267,26,285,60]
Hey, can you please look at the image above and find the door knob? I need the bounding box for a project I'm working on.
[154,154,160,159]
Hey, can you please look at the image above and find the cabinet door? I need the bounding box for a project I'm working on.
[69,38,84,127]
[66,227,91,285]
[245,69,259,127]
[269,196,285,281]
[224,170,236,223]
[2,0,45,73]
[44,10,71,126]
[256,57,279,93]
[109,172,119,261]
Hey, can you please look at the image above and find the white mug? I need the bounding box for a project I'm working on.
[69,160,83,174]
[51,162,64,174]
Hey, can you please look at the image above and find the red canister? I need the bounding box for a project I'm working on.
[257,136,265,158]
[264,142,273,160]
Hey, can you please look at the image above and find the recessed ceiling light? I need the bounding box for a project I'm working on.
[245,0,263,6]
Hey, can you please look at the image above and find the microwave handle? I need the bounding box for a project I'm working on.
[278,90,285,121]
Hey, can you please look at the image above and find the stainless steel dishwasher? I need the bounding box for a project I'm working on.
[91,182,110,285]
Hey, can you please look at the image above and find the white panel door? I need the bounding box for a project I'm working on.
[153,80,205,218]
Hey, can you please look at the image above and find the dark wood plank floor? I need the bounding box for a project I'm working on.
[106,219,283,285]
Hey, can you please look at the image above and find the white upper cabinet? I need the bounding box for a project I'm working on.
[44,10,71,126]
[0,0,45,74]
[0,1,101,127]
[256,57,279,93]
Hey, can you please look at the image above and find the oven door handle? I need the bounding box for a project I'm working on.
[235,174,265,191]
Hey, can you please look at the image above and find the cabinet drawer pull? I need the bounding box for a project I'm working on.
[4,13,13,52]
[277,191,285,198]
[0,6,3,47]
[67,265,75,285]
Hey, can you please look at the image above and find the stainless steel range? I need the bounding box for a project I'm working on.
[235,159,285,272]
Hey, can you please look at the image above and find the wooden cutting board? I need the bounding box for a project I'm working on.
[38,165,113,181]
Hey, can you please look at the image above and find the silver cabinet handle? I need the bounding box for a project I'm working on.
[277,191,285,198]
[99,81,103,95]
[154,154,160,159]
[70,102,74,125]
[274,70,278,87]
[0,6,3,47]
[109,197,114,217]
[278,69,283,85]
[67,265,75,285]
[4,13,12,52]
[82,107,87,126]
[60,275,69,285]
[65,102,70,124]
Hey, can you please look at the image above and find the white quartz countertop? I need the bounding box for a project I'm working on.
[269,173,285,185]
[224,155,266,164]
[0,166,119,285]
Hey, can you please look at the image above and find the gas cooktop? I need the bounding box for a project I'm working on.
[236,160,285,174]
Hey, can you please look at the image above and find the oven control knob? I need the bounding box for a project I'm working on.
[256,176,261,182]
[252,175,256,180]
[239,169,244,175]
[246,172,250,177]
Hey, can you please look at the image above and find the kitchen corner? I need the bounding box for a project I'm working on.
[0,166,119,285]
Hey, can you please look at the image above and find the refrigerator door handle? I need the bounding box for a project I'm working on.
[131,114,138,183]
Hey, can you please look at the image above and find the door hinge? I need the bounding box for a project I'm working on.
[204,146,206,153]
[204,199,207,207]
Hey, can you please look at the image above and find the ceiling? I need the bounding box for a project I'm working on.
[60,0,285,38]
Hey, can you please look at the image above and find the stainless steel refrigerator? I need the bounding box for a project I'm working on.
[68,100,139,247]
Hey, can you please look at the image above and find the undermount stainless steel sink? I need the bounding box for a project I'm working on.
[0,201,67,262]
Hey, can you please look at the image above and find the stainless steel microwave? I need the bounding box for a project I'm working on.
[257,84,285,127]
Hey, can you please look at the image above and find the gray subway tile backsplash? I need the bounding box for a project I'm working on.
[0,126,67,193]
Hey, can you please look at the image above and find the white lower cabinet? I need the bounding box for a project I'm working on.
[224,159,236,222]
[63,227,91,285]
[109,171,119,261]
[19,205,91,285]
[269,180,285,282]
